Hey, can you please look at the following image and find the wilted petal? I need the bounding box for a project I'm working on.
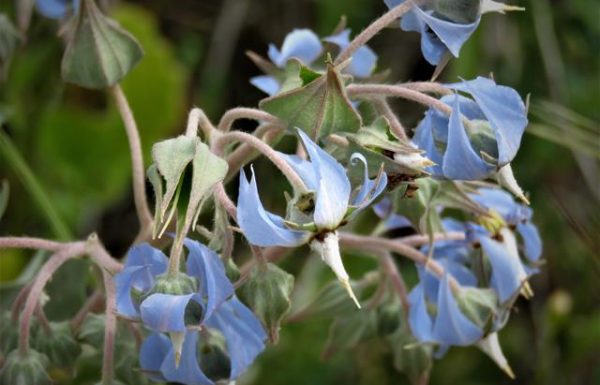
[161,331,214,385]
[432,273,483,345]
[205,297,266,379]
[140,293,202,333]
[448,77,527,165]
[237,168,309,247]
[140,333,171,382]
[479,232,528,302]
[268,29,323,67]
[349,153,388,210]
[297,130,351,229]
[442,95,493,180]
[408,283,435,342]
[184,239,234,320]
[324,29,377,78]
[517,222,542,262]
[250,75,280,96]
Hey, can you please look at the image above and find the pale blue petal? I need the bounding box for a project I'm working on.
[448,77,527,165]
[237,168,309,247]
[36,0,69,19]
[432,273,483,345]
[140,293,201,333]
[297,130,351,229]
[416,8,480,57]
[479,236,525,303]
[184,239,234,320]
[442,95,493,180]
[268,29,323,67]
[114,266,148,318]
[250,75,280,96]
[324,29,377,78]
[161,331,214,385]
[205,297,266,379]
[139,333,170,382]
[276,152,318,191]
[517,222,542,262]
[419,260,476,303]
[373,198,412,230]
[408,283,435,342]
[349,153,388,209]
[469,188,516,218]
[412,113,444,176]
[123,243,168,291]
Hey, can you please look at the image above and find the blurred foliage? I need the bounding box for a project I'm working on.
[0,0,598,384]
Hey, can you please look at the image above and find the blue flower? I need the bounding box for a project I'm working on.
[114,239,234,332]
[372,197,413,231]
[413,76,528,180]
[384,0,480,65]
[237,130,387,305]
[36,0,78,19]
[140,297,267,385]
[323,29,378,78]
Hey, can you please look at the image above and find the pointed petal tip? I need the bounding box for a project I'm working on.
[169,332,185,368]
[341,279,361,309]
[503,363,516,380]
[521,281,534,299]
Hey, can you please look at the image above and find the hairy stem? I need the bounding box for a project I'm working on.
[101,269,117,385]
[185,107,216,138]
[217,108,281,132]
[71,290,104,332]
[401,81,453,95]
[381,252,410,317]
[347,84,452,115]
[371,98,408,140]
[334,0,422,65]
[213,131,308,193]
[396,231,465,247]
[110,85,153,237]
[0,237,66,251]
[18,242,87,355]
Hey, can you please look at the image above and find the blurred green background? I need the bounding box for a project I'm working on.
[0,0,598,384]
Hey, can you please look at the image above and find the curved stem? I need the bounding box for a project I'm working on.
[380,252,410,318]
[0,237,66,251]
[334,0,422,65]
[213,131,308,193]
[400,82,453,95]
[371,98,408,140]
[110,85,153,236]
[18,242,87,355]
[71,290,104,332]
[338,232,461,293]
[347,84,452,115]
[186,107,216,138]
[217,108,281,132]
[396,231,465,247]
[101,269,117,385]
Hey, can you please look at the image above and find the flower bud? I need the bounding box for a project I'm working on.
[33,321,82,369]
[238,263,294,343]
[0,349,52,385]
[433,0,481,24]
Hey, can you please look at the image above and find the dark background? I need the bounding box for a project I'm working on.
[0,1,598,384]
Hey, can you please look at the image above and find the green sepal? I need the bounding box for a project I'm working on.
[0,349,52,385]
[33,321,82,369]
[61,0,144,88]
[0,14,21,78]
[260,62,361,138]
[433,0,481,24]
[457,287,498,331]
[387,328,433,385]
[238,263,294,343]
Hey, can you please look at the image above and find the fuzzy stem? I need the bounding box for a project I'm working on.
[186,107,216,138]
[334,0,422,65]
[71,290,104,332]
[347,84,452,115]
[213,131,308,193]
[0,237,66,251]
[213,182,237,219]
[338,232,461,293]
[110,85,153,236]
[101,269,117,385]
[396,232,465,247]
[380,252,410,317]
[18,242,87,355]
[400,82,453,95]
[217,108,281,132]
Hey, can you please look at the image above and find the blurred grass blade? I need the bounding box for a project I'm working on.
[0,179,8,221]
[0,130,71,239]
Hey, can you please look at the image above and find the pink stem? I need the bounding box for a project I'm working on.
[0,237,66,251]
[347,84,452,115]
[397,232,466,247]
[217,108,281,132]
[101,269,117,385]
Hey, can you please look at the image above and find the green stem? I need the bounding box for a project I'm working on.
[0,130,72,240]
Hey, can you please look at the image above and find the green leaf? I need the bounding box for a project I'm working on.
[260,63,361,138]
[33,321,82,369]
[388,328,433,385]
[61,0,143,89]
[238,263,295,343]
[0,179,8,221]
[321,309,377,359]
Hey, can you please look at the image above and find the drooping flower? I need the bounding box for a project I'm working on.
[36,0,79,19]
[237,130,387,306]
[412,76,528,180]
[114,241,267,384]
[251,28,378,96]
[384,0,524,65]
[139,297,266,385]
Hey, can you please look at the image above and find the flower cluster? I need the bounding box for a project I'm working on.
[114,240,266,385]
